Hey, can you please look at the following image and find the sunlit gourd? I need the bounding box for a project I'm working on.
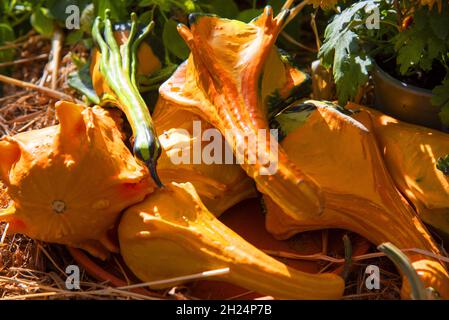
[266,100,449,299]
[0,182,8,209]
[152,100,257,215]
[0,101,152,259]
[347,103,449,240]
[190,201,371,299]
[159,7,324,227]
[118,182,345,300]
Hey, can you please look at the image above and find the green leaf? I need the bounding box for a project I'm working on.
[138,10,154,25]
[0,23,15,63]
[65,29,84,45]
[1,0,9,13]
[394,6,449,74]
[439,105,449,127]
[272,103,316,139]
[138,0,199,13]
[138,63,178,92]
[80,3,95,33]
[421,36,446,70]
[332,31,372,105]
[68,60,100,105]
[319,0,377,68]
[319,1,377,105]
[436,154,449,176]
[236,9,263,23]
[433,78,449,107]
[31,7,55,38]
[396,34,425,74]
[268,0,285,14]
[82,38,94,49]
[163,19,190,60]
[138,0,152,6]
[183,0,197,12]
[434,78,449,126]
[202,0,238,18]
[429,7,449,40]
[45,0,90,22]
[138,0,172,12]
[94,0,127,20]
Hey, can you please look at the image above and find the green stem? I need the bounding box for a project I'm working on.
[92,10,163,187]
[342,234,352,280]
[379,20,401,31]
[138,64,177,87]
[377,242,428,300]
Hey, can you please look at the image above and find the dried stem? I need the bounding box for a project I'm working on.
[284,0,312,26]
[0,42,23,52]
[378,242,427,300]
[394,0,402,29]
[281,0,296,10]
[50,28,64,90]
[0,91,26,103]
[264,248,449,264]
[0,54,49,68]
[280,32,317,52]
[0,74,81,103]
[67,247,155,297]
[310,11,321,52]
[116,268,230,291]
[342,234,353,280]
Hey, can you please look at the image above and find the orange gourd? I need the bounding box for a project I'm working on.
[190,201,370,299]
[266,100,449,299]
[159,8,324,226]
[0,182,7,209]
[118,182,345,300]
[347,103,449,240]
[0,101,152,259]
[153,100,257,215]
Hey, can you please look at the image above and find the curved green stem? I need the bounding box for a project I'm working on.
[377,242,428,300]
[92,10,162,187]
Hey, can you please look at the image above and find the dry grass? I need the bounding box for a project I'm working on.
[0,30,445,301]
[0,32,85,136]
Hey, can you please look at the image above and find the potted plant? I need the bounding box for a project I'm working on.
[319,0,449,129]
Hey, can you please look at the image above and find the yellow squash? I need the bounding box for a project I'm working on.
[0,101,152,259]
[159,8,324,227]
[153,100,257,215]
[266,100,449,299]
[348,103,449,239]
[189,203,371,299]
[118,182,345,300]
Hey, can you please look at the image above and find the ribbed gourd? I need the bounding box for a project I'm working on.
[118,181,345,300]
[0,101,152,259]
[90,12,162,186]
[347,103,449,240]
[188,204,371,299]
[159,8,324,225]
[267,100,449,299]
[153,100,257,215]
[90,25,162,99]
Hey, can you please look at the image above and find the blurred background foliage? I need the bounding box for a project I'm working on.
[0,0,343,65]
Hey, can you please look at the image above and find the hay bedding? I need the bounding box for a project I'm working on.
[0,31,405,300]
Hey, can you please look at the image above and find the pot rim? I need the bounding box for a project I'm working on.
[373,61,434,98]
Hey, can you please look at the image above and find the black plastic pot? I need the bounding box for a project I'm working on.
[372,62,440,130]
